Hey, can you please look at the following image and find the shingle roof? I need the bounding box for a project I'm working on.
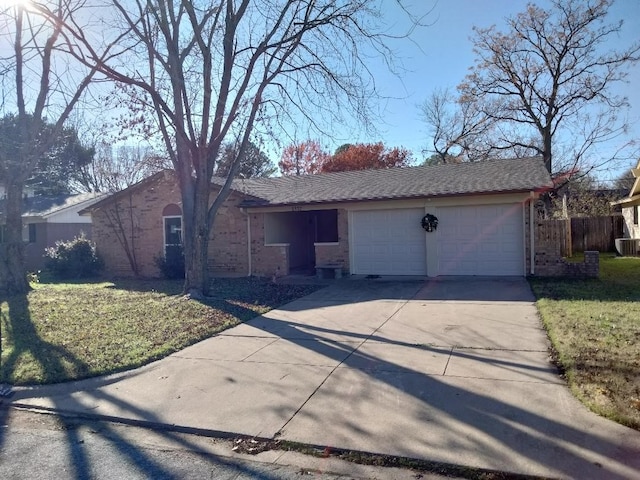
[0,192,107,218]
[81,156,552,213]
[231,156,552,207]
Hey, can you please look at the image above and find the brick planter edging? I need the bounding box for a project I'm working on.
[534,250,599,278]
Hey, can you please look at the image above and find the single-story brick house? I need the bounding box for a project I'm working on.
[81,156,577,278]
[0,192,106,271]
[611,159,640,255]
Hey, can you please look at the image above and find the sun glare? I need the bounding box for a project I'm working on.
[0,0,31,8]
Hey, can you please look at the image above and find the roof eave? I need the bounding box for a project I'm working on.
[43,194,107,219]
[242,187,545,209]
[612,194,640,207]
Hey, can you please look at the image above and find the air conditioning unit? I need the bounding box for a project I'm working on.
[614,238,640,256]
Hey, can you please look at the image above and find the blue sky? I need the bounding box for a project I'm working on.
[2,0,637,181]
[340,0,640,181]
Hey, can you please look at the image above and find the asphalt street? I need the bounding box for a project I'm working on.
[0,407,443,480]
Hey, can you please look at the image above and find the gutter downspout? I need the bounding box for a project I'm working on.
[240,208,252,276]
[530,192,535,275]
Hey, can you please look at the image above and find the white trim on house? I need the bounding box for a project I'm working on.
[530,194,535,275]
[244,193,532,214]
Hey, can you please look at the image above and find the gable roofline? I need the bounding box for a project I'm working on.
[78,170,170,215]
[80,170,267,215]
[1,192,107,221]
[40,193,107,219]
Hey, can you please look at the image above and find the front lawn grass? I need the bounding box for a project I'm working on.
[0,277,320,385]
[529,253,640,430]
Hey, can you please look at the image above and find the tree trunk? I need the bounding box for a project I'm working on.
[181,174,212,297]
[541,129,554,218]
[0,182,30,295]
[543,130,552,175]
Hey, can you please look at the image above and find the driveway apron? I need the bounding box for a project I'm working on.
[10,278,640,479]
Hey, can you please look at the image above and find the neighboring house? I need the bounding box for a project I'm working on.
[82,156,567,278]
[0,192,106,271]
[612,159,640,240]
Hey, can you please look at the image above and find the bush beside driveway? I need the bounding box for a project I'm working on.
[529,254,640,430]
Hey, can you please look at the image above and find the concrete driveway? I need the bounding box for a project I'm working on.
[9,278,640,479]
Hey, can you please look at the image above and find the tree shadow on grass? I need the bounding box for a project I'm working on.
[106,276,322,312]
[0,292,95,477]
[0,292,285,479]
[1,294,92,384]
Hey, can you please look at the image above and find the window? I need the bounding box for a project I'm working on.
[164,217,182,250]
[162,204,183,256]
[634,205,639,226]
[315,209,339,243]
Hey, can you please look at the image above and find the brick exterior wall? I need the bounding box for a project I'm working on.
[313,208,349,274]
[92,172,249,278]
[249,212,290,277]
[208,196,250,275]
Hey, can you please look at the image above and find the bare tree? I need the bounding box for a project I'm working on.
[0,2,101,295]
[420,88,499,163]
[457,0,639,175]
[73,142,169,193]
[58,0,419,297]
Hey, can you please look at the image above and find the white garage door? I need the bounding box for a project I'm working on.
[351,209,427,275]
[437,204,524,276]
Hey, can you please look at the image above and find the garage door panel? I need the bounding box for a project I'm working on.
[437,204,524,276]
[352,208,426,275]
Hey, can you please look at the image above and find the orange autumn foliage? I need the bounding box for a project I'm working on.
[321,142,411,172]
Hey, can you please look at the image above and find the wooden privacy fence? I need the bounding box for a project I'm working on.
[537,216,624,256]
[537,219,572,257]
[571,216,624,253]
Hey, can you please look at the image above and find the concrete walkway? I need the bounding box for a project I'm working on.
[8,278,640,479]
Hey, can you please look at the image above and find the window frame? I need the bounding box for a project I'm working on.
[163,215,183,256]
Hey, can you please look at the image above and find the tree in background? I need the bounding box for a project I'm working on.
[614,167,637,193]
[423,0,639,177]
[278,140,329,176]
[73,143,169,193]
[420,88,496,163]
[0,3,99,295]
[550,174,621,218]
[322,142,412,172]
[216,141,276,179]
[0,116,94,195]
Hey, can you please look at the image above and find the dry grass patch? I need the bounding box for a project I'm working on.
[0,277,320,385]
[529,254,640,430]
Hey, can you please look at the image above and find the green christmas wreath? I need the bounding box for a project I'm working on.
[421,213,438,232]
